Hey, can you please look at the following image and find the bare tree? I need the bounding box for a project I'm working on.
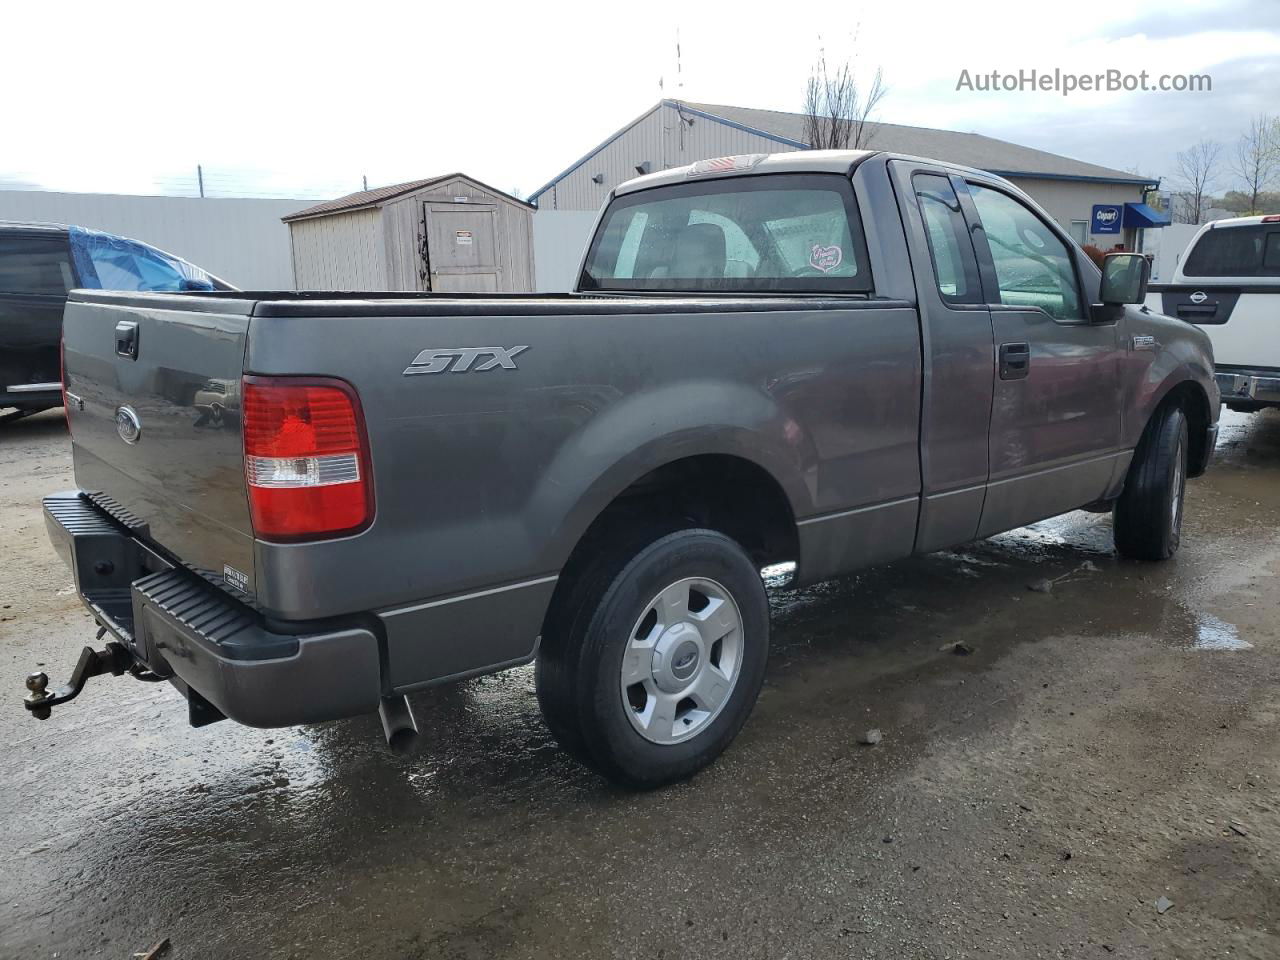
[1231,114,1279,215]
[803,46,886,151]
[1174,139,1222,224]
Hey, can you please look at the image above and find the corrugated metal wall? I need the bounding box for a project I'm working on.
[533,210,599,291]
[533,104,797,211]
[288,208,385,290]
[0,190,297,288]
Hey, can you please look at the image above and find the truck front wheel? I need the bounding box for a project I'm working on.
[1113,403,1188,561]
[536,527,770,789]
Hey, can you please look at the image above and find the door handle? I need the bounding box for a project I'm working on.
[999,341,1030,380]
[114,320,139,360]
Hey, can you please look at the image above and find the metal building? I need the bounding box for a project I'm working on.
[529,101,1169,289]
[283,174,535,292]
[0,190,298,288]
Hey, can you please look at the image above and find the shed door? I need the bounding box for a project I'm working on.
[424,203,499,292]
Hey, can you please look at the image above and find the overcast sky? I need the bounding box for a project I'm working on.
[2,0,1276,201]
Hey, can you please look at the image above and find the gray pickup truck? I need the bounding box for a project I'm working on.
[27,151,1218,787]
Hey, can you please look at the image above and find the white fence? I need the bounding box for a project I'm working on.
[0,190,301,289]
[534,210,599,292]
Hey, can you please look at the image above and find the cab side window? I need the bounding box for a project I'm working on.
[968,184,1084,321]
[912,174,981,304]
[0,237,73,296]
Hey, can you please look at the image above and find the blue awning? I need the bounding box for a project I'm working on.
[1123,202,1170,229]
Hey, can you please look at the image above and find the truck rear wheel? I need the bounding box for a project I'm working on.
[536,527,770,788]
[1113,403,1188,561]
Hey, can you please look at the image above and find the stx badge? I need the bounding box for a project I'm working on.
[404,345,529,376]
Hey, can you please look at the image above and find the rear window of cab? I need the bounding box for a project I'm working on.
[1182,224,1280,278]
[580,174,872,294]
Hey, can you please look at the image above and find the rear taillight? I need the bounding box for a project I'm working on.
[241,376,373,541]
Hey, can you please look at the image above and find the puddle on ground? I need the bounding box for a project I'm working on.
[761,561,797,589]
[1192,613,1252,651]
[1157,601,1253,652]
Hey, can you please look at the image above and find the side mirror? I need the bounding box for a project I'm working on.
[180,277,215,292]
[1099,253,1150,305]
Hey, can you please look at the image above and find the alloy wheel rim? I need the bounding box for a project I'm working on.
[620,577,744,745]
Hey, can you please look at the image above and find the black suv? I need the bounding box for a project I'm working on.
[0,221,233,421]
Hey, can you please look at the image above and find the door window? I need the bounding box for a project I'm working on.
[968,184,1084,320]
[912,174,981,304]
[0,236,73,296]
[581,174,871,294]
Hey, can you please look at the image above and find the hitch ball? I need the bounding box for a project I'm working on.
[25,672,52,720]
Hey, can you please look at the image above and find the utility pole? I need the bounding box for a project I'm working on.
[197,164,204,198]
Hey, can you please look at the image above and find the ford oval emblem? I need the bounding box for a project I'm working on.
[115,405,142,444]
[1189,290,1208,304]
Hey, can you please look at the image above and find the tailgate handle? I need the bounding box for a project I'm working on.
[999,341,1030,380]
[1176,304,1217,320]
[114,321,139,360]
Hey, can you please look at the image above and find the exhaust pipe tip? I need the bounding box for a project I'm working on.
[378,694,419,754]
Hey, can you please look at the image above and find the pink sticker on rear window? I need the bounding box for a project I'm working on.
[809,244,843,273]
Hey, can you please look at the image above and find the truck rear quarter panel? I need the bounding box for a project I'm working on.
[244,298,921,689]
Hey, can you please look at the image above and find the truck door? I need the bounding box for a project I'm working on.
[958,178,1124,537]
[424,203,500,292]
[888,162,994,551]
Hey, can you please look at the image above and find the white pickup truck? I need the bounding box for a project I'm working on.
[1148,214,1280,411]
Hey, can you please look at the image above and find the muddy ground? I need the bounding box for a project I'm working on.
[2,407,1278,959]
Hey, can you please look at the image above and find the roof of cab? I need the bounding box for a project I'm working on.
[0,220,69,235]
[1198,214,1280,229]
[612,149,1014,197]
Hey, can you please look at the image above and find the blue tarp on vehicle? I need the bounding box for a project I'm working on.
[68,226,216,292]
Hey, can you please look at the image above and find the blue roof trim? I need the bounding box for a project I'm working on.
[989,169,1159,188]
[528,104,664,204]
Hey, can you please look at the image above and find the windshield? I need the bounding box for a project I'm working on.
[68,226,230,292]
[580,173,872,294]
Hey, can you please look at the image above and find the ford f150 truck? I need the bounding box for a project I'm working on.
[1146,214,1280,411]
[26,151,1218,788]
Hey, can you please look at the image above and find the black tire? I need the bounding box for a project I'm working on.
[1113,403,1188,561]
[536,527,770,789]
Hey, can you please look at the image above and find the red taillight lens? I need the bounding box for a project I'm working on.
[242,376,373,540]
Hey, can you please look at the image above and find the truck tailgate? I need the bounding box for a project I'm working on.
[1148,285,1280,368]
[62,294,257,596]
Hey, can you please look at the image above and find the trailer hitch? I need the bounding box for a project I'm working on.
[23,633,140,719]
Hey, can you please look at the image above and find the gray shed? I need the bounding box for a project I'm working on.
[283,173,535,292]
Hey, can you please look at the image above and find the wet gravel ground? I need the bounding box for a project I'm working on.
[3,408,1280,959]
